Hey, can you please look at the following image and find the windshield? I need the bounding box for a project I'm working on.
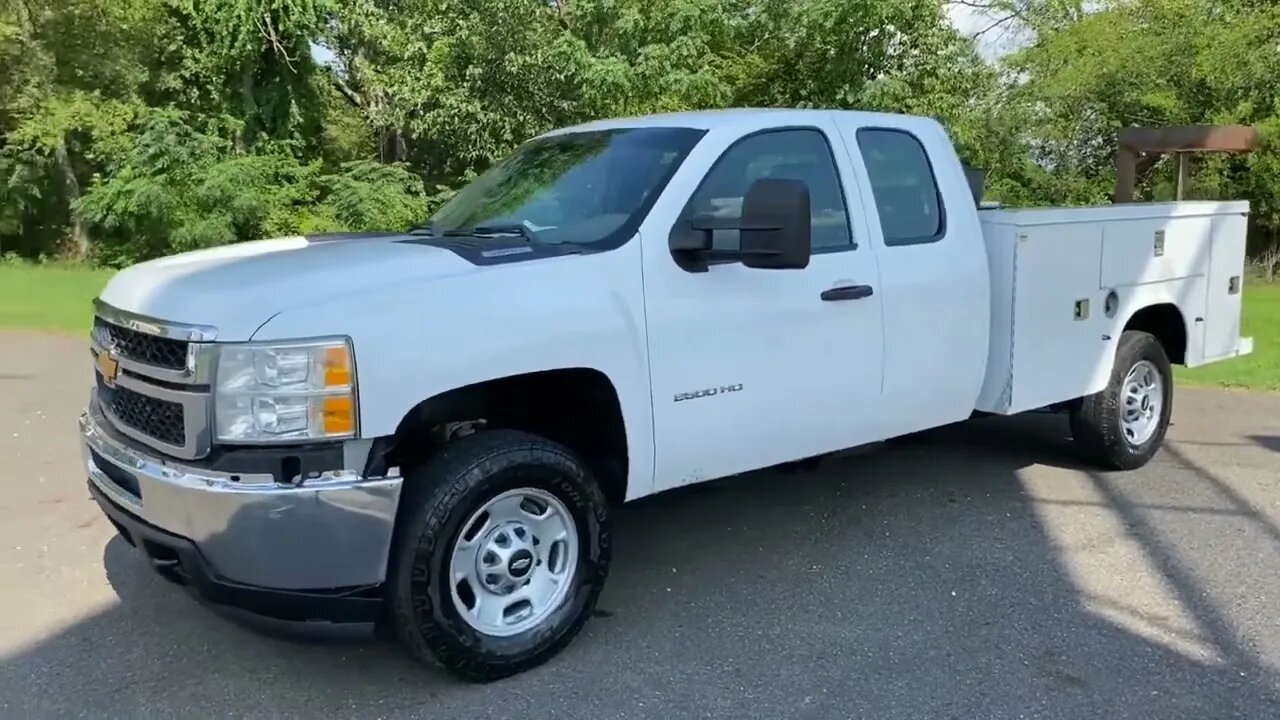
[424,126,706,247]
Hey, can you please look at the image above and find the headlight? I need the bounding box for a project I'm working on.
[214,338,357,443]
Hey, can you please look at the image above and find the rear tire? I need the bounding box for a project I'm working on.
[1070,330,1173,470]
[387,430,611,682]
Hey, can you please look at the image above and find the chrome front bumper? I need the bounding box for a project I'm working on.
[81,405,403,592]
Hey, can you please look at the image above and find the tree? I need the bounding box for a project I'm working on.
[1004,0,1280,271]
[4,0,1160,266]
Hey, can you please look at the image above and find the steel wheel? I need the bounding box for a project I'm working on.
[447,487,579,637]
[1119,359,1163,446]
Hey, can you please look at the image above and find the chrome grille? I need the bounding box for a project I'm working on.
[90,301,216,460]
[97,376,186,447]
[93,316,190,371]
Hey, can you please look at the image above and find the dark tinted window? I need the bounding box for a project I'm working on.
[680,129,852,251]
[856,129,944,244]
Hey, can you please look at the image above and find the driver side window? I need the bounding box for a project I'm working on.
[679,129,853,252]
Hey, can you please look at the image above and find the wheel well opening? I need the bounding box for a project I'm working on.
[389,369,629,504]
[1125,303,1187,364]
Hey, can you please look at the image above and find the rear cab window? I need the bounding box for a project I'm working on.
[855,128,946,246]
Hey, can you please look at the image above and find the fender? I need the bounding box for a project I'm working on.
[250,242,658,500]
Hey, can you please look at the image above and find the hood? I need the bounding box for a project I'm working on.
[97,233,481,340]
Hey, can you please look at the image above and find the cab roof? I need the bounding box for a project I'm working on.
[544,107,934,136]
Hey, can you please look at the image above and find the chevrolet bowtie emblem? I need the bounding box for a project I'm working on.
[97,348,120,387]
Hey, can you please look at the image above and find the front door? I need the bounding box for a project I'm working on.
[641,121,886,492]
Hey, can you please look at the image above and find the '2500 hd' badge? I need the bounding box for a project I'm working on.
[674,384,743,403]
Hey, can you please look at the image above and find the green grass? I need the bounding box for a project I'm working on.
[0,261,1277,389]
[1177,280,1280,391]
[0,263,113,333]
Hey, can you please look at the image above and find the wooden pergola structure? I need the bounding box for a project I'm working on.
[1114,125,1260,202]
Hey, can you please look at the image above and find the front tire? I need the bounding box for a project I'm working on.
[387,430,611,682]
[1070,330,1173,470]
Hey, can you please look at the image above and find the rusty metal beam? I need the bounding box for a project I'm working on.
[1115,145,1139,203]
[1114,125,1260,202]
[1118,125,1259,153]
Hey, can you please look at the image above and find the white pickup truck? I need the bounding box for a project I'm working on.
[80,108,1253,681]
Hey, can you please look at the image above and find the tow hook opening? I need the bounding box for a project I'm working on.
[141,540,191,585]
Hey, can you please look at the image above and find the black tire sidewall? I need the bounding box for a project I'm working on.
[391,434,610,676]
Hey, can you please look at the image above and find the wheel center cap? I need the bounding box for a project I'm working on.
[474,522,538,593]
[508,549,535,578]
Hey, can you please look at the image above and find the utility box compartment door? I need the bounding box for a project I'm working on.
[1099,216,1211,288]
[1201,210,1249,362]
[1007,225,1109,414]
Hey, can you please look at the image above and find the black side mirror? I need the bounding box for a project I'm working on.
[669,177,812,272]
[739,177,811,270]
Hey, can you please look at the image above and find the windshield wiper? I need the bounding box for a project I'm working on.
[442,223,543,244]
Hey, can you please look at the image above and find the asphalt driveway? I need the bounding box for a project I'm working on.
[2,330,1279,719]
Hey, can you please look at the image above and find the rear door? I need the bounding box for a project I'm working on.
[829,115,992,437]
[640,119,887,492]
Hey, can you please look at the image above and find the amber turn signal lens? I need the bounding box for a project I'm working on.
[323,346,353,387]
[321,396,355,435]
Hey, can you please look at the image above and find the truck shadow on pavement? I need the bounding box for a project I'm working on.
[5,412,1280,718]
[1250,434,1280,455]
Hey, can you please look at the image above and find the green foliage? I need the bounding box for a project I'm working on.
[179,0,332,149]
[325,160,424,231]
[3,0,1280,269]
[75,109,426,264]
